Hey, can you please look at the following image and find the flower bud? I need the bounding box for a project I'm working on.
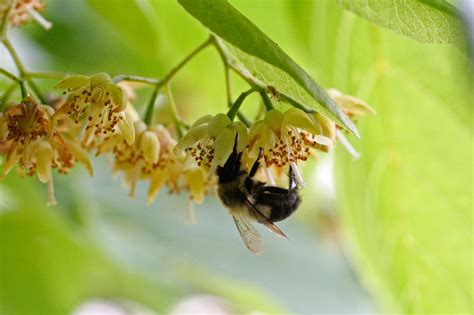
[140,131,160,164]
[327,89,375,117]
[117,110,135,145]
[35,140,53,183]
[55,75,90,91]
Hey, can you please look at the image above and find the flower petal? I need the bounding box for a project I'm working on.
[118,110,135,145]
[190,114,214,128]
[147,171,168,204]
[282,108,317,134]
[231,121,249,152]
[35,141,53,183]
[174,124,208,155]
[263,109,284,134]
[61,133,94,176]
[184,167,206,204]
[208,113,232,138]
[314,112,336,142]
[327,88,375,116]
[90,73,112,88]
[212,127,235,168]
[55,75,90,91]
[107,83,127,112]
[140,131,160,164]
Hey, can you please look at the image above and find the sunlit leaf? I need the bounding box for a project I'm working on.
[339,0,465,46]
[178,0,359,137]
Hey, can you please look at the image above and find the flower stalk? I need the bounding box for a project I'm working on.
[166,84,183,139]
[226,88,256,121]
[142,36,213,126]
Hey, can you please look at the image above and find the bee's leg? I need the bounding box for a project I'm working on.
[249,148,263,178]
[263,186,289,194]
[288,165,298,190]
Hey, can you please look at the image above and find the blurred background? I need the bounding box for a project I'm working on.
[0,0,472,314]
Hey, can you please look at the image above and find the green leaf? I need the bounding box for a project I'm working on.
[178,0,359,137]
[288,2,472,313]
[286,0,472,312]
[339,0,465,46]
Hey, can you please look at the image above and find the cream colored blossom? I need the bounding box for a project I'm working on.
[174,113,248,178]
[247,108,333,186]
[327,89,375,158]
[327,89,375,118]
[54,73,128,146]
[0,97,92,204]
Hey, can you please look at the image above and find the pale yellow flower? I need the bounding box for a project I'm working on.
[247,108,334,186]
[54,73,128,146]
[327,89,375,118]
[0,97,92,204]
[327,89,375,158]
[174,113,248,178]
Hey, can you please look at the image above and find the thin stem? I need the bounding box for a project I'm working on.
[3,38,28,75]
[165,84,183,139]
[0,68,21,82]
[142,36,212,125]
[259,90,274,111]
[19,81,27,98]
[1,82,17,108]
[227,88,257,121]
[215,39,233,107]
[143,88,159,126]
[27,79,47,103]
[112,74,159,85]
[155,36,213,89]
[0,5,12,41]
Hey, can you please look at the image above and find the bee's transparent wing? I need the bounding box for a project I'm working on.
[244,198,287,239]
[232,215,262,255]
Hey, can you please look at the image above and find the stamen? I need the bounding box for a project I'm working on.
[264,167,276,186]
[25,6,52,30]
[78,120,88,141]
[206,163,216,181]
[47,177,57,206]
[128,163,141,198]
[290,161,305,187]
[336,130,360,159]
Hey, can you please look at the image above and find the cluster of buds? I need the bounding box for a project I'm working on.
[96,107,209,207]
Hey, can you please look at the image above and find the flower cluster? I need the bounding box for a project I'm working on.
[0,62,372,213]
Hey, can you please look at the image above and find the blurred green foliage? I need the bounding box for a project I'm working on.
[1,0,472,314]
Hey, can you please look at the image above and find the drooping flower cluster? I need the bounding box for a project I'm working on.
[0,58,372,213]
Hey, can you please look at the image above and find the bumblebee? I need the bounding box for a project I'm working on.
[216,143,301,254]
